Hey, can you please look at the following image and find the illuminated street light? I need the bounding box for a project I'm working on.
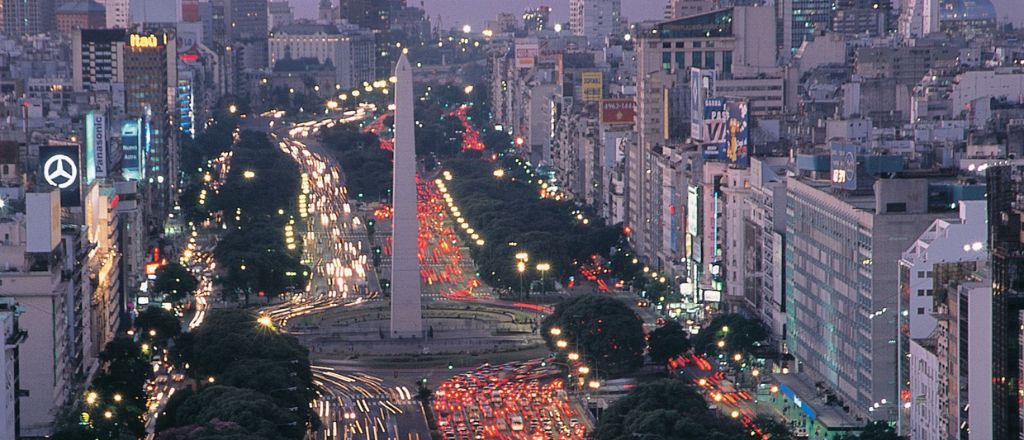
[578,366,590,375]
[730,410,739,418]
[86,391,98,405]
[556,339,568,349]
[770,385,779,393]
[113,394,122,402]
[698,378,707,386]
[104,410,113,419]
[716,340,726,348]
[568,352,580,361]
[243,170,256,179]
[148,329,156,337]
[733,353,743,362]
[208,376,216,383]
[462,24,472,33]
[257,315,274,328]
[751,369,760,377]
[326,100,339,110]
[464,85,475,95]
[722,325,730,333]
[228,104,237,114]
[515,252,529,262]
[550,327,561,336]
[493,169,505,178]
[588,380,600,389]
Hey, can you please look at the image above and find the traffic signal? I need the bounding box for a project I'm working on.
[447,362,454,370]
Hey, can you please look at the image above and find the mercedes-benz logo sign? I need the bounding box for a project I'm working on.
[43,154,78,189]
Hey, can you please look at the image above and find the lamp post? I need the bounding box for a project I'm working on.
[536,262,550,293]
[515,252,529,296]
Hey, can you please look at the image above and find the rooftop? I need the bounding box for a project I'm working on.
[56,0,105,14]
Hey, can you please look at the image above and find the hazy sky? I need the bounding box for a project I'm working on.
[290,0,668,28]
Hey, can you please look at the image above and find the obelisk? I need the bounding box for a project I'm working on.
[389,53,423,338]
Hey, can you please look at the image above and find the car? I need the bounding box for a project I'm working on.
[510,416,524,431]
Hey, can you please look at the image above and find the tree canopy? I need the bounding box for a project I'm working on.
[647,320,692,366]
[133,306,183,345]
[692,313,769,357]
[542,295,645,377]
[595,379,747,440]
[152,263,199,302]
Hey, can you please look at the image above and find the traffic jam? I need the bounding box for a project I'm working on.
[433,359,587,440]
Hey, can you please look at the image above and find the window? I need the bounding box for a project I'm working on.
[723,51,733,76]
[886,202,907,212]
[692,51,701,68]
[675,52,685,69]
[705,51,715,69]
[662,52,672,71]
[693,41,702,48]
[917,307,925,315]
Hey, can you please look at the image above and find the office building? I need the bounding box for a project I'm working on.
[785,175,946,421]
[987,162,1024,439]
[268,1,294,30]
[1,0,56,35]
[122,29,176,210]
[339,0,401,31]
[1,192,92,437]
[72,29,127,92]
[569,0,621,48]
[96,0,129,28]
[665,0,714,19]
[0,298,24,440]
[56,0,107,34]
[225,0,269,70]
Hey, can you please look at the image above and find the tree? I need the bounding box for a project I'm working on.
[134,306,182,345]
[692,313,769,357]
[595,379,745,440]
[164,386,304,439]
[542,295,645,377]
[153,263,199,302]
[647,320,692,366]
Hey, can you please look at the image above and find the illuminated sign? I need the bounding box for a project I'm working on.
[515,39,539,68]
[85,111,108,182]
[39,145,82,207]
[831,143,860,190]
[600,99,636,125]
[703,97,749,167]
[581,72,603,103]
[121,119,144,180]
[129,33,164,48]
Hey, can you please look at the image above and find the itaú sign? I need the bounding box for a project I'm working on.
[129,33,165,48]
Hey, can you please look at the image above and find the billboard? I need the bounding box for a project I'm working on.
[85,111,108,182]
[39,144,82,207]
[600,99,636,125]
[831,143,859,190]
[689,68,716,141]
[515,39,539,68]
[121,119,145,181]
[703,97,749,167]
[581,71,603,102]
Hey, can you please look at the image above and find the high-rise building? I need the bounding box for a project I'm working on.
[96,0,130,28]
[986,162,1024,439]
[2,191,92,437]
[789,0,831,50]
[569,0,621,48]
[523,6,551,31]
[831,0,890,36]
[898,0,938,38]
[785,176,945,421]
[268,1,294,30]
[339,0,401,31]
[0,298,25,440]
[665,0,714,19]
[224,0,269,71]
[123,29,176,210]
[1,0,56,35]
[55,0,107,34]
[72,29,128,92]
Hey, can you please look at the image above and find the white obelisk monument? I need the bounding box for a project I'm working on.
[389,53,423,338]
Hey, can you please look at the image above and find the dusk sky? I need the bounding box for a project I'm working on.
[290,0,668,28]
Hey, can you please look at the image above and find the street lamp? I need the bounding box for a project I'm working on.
[556,339,568,349]
[86,391,98,405]
[578,366,590,375]
[243,170,256,179]
[567,352,580,361]
[536,262,550,292]
[588,380,600,389]
[257,315,274,328]
[550,327,561,336]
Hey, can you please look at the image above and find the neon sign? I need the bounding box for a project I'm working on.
[129,33,164,48]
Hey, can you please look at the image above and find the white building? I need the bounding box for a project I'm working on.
[898,0,938,39]
[951,68,1024,115]
[268,22,376,90]
[569,0,621,48]
[1,191,91,437]
[900,201,987,340]
[0,298,24,440]
[909,339,940,440]
[97,0,129,28]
